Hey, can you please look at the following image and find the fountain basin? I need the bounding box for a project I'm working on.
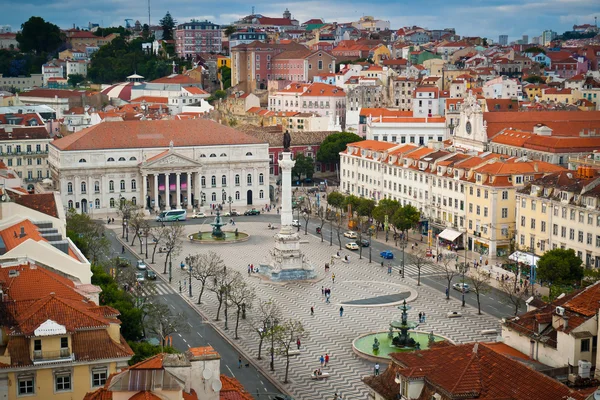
[352,331,448,362]
[188,231,250,244]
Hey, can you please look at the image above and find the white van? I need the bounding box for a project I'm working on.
[156,209,187,222]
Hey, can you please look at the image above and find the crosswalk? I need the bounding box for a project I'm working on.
[385,262,447,278]
[140,281,175,297]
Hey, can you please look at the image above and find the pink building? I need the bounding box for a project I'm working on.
[271,49,336,82]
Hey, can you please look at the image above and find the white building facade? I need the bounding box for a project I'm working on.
[49,119,270,215]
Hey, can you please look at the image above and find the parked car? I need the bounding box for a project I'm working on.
[304,177,313,183]
[343,231,358,239]
[292,219,301,227]
[380,250,394,259]
[346,242,359,250]
[453,283,470,293]
[244,209,261,216]
[136,260,147,270]
[307,187,319,194]
[191,211,206,219]
[135,272,145,283]
[356,239,370,247]
[115,256,130,268]
[230,210,240,216]
[146,270,157,280]
[447,311,462,318]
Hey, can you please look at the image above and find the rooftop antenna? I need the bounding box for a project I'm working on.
[148,0,151,27]
[252,6,255,15]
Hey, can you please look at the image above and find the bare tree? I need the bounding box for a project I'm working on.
[250,299,282,360]
[228,279,256,339]
[209,268,240,321]
[274,319,308,383]
[149,226,168,264]
[438,256,458,300]
[127,210,146,246]
[161,223,185,274]
[301,194,313,235]
[146,302,190,350]
[333,212,343,250]
[468,268,492,315]
[413,248,429,286]
[317,206,327,243]
[500,278,530,316]
[186,252,223,304]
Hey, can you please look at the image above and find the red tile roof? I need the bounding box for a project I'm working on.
[150,74,201,84]
[183,86,209,95]
[220,375,254,400]
[20,89,87,99]
[130,96,168,104]
[14,193,59,218]
[483,111,600,138]
[52,119,263,151]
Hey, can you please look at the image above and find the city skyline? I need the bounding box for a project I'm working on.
[2,0,599,41]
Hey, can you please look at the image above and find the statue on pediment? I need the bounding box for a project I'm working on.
[283,130,291,152]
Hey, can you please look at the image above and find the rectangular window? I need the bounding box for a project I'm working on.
[60,337,68,348]
[18,377,34,395]
[501,208,508,218]
[502,190,508,200]
[581,338,591,352]
[55,373,71,392]
[570,228,575,240]
[92,368,108,387]
[33,340,41,351]
[578,231,584,243]
[541,221,546,232]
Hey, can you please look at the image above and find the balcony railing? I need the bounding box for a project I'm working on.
[33,348,74,364]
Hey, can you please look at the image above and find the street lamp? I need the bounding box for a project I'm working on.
[200,191,205,207]
[268,317,278,371]
[223,266,229,330]
[368,227,373,263]
[227,196,233,214]
[399,239,407,278]
[189,261,193,298]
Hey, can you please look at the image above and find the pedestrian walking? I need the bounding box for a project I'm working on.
[248,265,251,276]
[325,353,330,366]
[387,264,392,274]
[179,281,182,293]
[332,273,336,283]
[339,306,344,317]
[296,337,301,350]
[418,312,422,322]
[121,245,125,254]
[321,286,325,296]
[325,293,330,304]
[422,312,426,322]
[374,362,380,375]
[238,356,242,369]
[320,355,325,367]
[311,306,314,316]
[411,243,414,251]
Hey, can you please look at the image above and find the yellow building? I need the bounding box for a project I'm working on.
[522,83,546,101]
[0,260,133,400]
[540,87,579,104]
[217,55,231,69]
[371,44,391,65]
[464,159,564,258]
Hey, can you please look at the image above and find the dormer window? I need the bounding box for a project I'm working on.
[476,174,482,182]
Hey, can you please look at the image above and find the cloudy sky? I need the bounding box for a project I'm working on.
[3,0,599,41]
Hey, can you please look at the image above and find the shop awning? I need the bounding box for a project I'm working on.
[509,251,539,266]
[438,228,463,242]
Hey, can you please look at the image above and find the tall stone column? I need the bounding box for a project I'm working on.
[176,172,181,209]
[141,174,147,213]
[165,173,170,210]
[185,172,193,210]
[154,174,159,212]
[279,153,295,226]
[195,171,202,212]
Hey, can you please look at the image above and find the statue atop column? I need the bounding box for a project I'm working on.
[283,130,291,152]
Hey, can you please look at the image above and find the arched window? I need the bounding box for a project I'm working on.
[211,176,216,187]
[199,154,206,158]
[131,197,136,205]
[131,179,137,190]
[118,157,126,161]
[95,198,100,208]
[247,174,252,185]
[110,198,115,208]
[67,182,73,194]
[259,190,264,199]
[79,158,86,163]
[120,180,125,191]
[201,176,206,187]
[81,182,86,193]
[210,153,217,158]
[129,156,137,161]
[107,157,115,162]
[235,191,240,200]
[222,191,227,201]
[235,174,240,186]
[222,175,227,186]
[259,173,264,185]
[246,152,253,156]
[94,181,100,193]
[211,192,216,201]
[68,200,73,209]
[109,180,114,192]
[220,153,227,157]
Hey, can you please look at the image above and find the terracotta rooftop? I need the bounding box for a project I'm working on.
[346,140,396,152]
[149,74,201,84]
[52,119,263,151]
[0,127,50,140]
[483,111,600,138]
[19,89,87,99]
[14,193,59,218]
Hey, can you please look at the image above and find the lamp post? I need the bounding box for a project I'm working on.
[296,205,301,232]
[223,266,229,330]
[400,239,407,278]
[227,196,233,214]
[200,191,204,207]
[268,317,278,371]
[462,241,468,307]
[368,227,373,263]
[169,255,172,283]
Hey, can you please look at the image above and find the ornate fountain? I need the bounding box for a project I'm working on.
[390,300,419,348]
[210,210,226,239]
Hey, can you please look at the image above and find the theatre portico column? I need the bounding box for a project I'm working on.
[185,172,193,210]
[165,173,170,210]
[141,174,148,214]
[153,174,159,212]
[176,172,181,209]
[195,171,202,212]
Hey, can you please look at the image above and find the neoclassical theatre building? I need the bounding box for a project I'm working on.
[49,119,270,215]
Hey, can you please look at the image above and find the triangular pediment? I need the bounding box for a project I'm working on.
[142,151,201,169]
[34,319,66,337]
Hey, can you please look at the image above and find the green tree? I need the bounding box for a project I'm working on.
[219,66,231,90]
[525,46,546,54]
[356,198,375,219]
[292,153,315,181]
[141,24,151,40]
[525,75,545,84]
[160,12,177,41]
[66,210,109,264]
[223,25,237,37]
[326,191,346,211]
[16,16,63,55]
[127,341,178,365]
[537,248,584,285]
[372,198,399,239]
[316,132,363,167]
[214,89,227,99]
[67,73,85,87]
[392,204,420,237]
[94,26,131,37]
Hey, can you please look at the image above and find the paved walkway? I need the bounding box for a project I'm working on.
[114,222,501,400]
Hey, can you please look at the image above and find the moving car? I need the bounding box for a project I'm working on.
[345,242,359,250]
[292,219,301,227]
[191,211,206,219]
[343,231,358,239]
[136,260,147,270]
[135,272,145,283]
[356,239,370,247]
[380,250,394,259]
[146,270,157,280]
[156,209,187,222]
[244,209,261,216]
[452,283,470,293]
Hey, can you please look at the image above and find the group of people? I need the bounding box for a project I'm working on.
[322,286,333,303]
[418,312,427,323]
[247,264,260,275]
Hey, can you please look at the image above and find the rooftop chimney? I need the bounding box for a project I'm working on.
[19,226,25,238]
